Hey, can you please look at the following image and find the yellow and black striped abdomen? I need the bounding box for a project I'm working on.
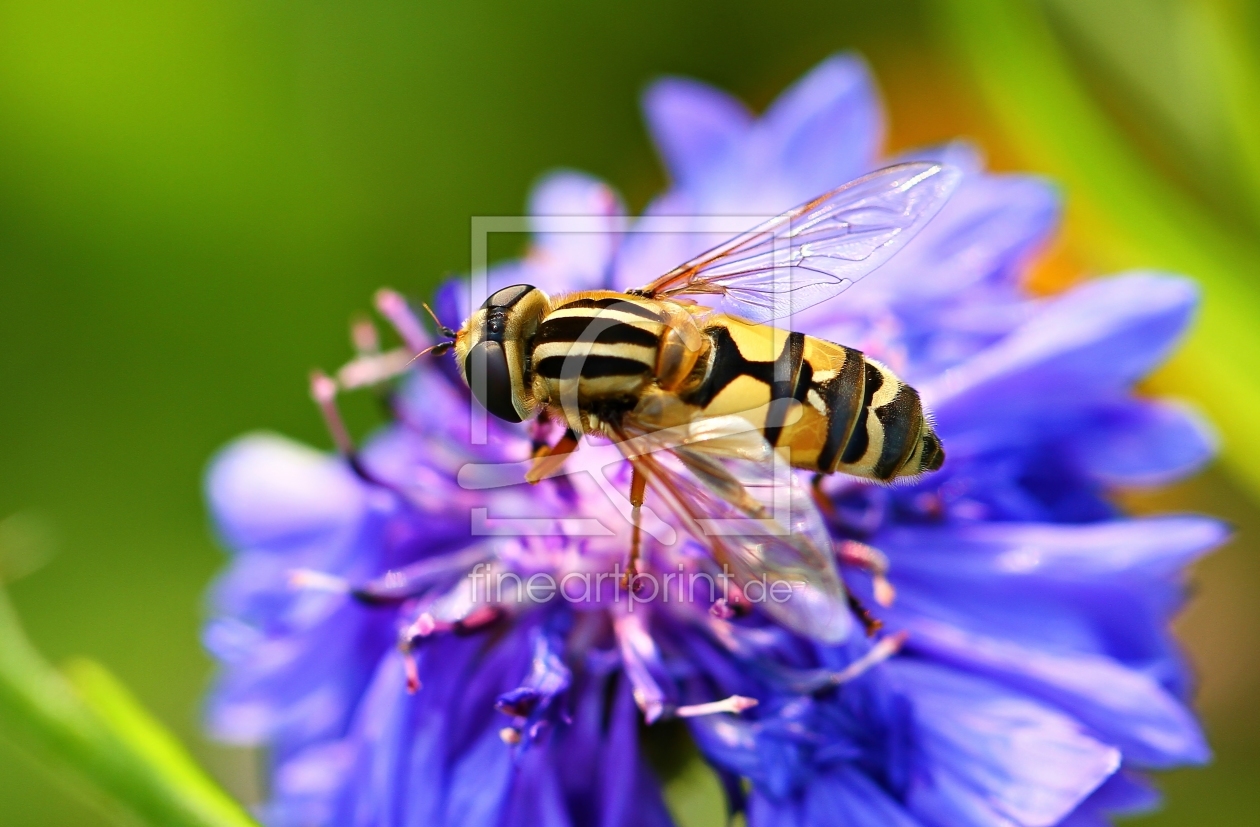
[683,316,943,481]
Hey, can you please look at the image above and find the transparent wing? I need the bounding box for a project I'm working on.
[636,162,961,323]
[609,412,852,643]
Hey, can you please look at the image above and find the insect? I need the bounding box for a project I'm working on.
[440,162,960,642]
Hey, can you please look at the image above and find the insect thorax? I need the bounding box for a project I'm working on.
[529,292,671,431]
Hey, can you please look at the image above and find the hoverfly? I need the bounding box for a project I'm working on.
[440,162,960,642]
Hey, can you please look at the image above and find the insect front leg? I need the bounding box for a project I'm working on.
[525,427,581,484]
[620,465,648,589]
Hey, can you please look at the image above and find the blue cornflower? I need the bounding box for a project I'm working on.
[203,54,1223,827]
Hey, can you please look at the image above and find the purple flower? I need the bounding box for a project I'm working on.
[203,54,1223,826]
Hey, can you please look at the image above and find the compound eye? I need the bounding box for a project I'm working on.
[463,340,522,423]
[480,284,534,312]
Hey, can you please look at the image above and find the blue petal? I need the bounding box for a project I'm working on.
[496,612,572,747]
[616,613,672,723]
[1057,770,1160,827]
[748,766,923,827]
[206,433,368,553]
[878,518,1222,766]
[266,741,357,826]
[760,53,884,197]
[890,661,1119,827]
[882,517,1224,703]
[503,748,573,827]
[1065,399,1216,486]
[900,618,1209,767]
[262,652,403,826]
[642,76,751,189]
[440,726,516,827]
[402,633,528,827]
[432,278,467,334]
[957,271,1196,392]
[594,669,676,827]
[644,53,885,216]
[885,517,1223,594]
[930,273,1199,451]
[527,170,626,290]
[687,710,804,799]
[437,171,627,317]
[530,664,673,827]
[255,625,538,826]
[205,600,392,750]
[203,436,401,753]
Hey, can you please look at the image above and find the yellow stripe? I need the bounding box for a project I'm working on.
[532,341,657,364]
[546,307,665,328]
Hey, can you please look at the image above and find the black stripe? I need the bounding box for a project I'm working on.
[921,432,944,471]
[872,383,923,480]
[535,316,659,349]
[762,332,806,447]
[840,363,882,465]
[684,326,773,408]
[535,354,651,380]
[818,348,867,471]
[555,297,663,321]
[792,358,814,404]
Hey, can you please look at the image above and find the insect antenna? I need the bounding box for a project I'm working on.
[403,340,454,369]
[391,297,458,369]
[419,300,457,339]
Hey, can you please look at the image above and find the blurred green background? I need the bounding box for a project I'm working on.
[1,1,1258,824]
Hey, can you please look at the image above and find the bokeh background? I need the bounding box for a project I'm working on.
[1,1,1258,824]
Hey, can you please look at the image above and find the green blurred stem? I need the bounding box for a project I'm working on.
[934,0,1260,500]
[0,588,258,827]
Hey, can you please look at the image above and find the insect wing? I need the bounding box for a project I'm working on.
[611,414,852,642]
[638,162,961,323]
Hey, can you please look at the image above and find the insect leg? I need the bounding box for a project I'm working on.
[844,588,884,638]
[838,540,896,607]
[621,465,648,588]
[525,428,581,484]
[529,413,552,457]
[808,475,889,636]
[810,473,838,521]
